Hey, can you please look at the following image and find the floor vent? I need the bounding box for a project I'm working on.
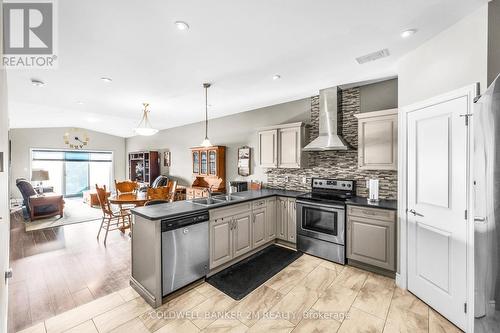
[356,48,390,64]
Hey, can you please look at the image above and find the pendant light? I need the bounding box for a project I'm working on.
[134,102,158,136]
[201,83,212,147]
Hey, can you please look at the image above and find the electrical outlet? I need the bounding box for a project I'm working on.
[302,177,307,184]
[284,176,289,182]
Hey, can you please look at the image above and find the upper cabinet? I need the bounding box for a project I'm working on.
[355,109,398,170]
[191,146,225,178]
[258,122,308,169]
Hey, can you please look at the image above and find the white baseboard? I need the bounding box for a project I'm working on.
[395,273,406,289]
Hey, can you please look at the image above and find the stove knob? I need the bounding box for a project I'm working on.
[347,184,351,188]
[342,184,345,187]
[319,182,323,185]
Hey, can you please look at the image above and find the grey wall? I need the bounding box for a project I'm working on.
[9,127,126,198]
[126,99,311,187]
[266,88,398,200]
[360,79,398,113]
[489,0,500,86]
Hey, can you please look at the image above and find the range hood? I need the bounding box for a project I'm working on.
[303,86,350,151]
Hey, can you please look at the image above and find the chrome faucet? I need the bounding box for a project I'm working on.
[205,185,215,201]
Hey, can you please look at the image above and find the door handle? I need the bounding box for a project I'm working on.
[408,209,424,217]
[474,216,487,224]
[5,268,12,282]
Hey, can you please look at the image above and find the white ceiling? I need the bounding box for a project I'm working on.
[7,0,487,137]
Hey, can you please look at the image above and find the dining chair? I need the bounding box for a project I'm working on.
[147,186,169,200]
[114,180,138,215]
[96,184,131,244]
[115,180,138,194]
[166,180,178,202]
[144,199,169,206]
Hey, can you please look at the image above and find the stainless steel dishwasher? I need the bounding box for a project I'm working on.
[161,211,209,296]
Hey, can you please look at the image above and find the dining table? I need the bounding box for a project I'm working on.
[108,192,149,231]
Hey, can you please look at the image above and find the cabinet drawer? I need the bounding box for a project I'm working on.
[347,205,395,222]
[252,199,266,209]
[210,202,252,220]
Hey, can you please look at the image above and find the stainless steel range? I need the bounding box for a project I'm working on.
[296,178,355,264]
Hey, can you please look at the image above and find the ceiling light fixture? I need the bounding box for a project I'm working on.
[272,74,281,80]
[175,21,190,31]
[401,29,417,38]
[100,77,113,83]
[200,83,212,147]
[134,103,159,136]
[31,79,45,87]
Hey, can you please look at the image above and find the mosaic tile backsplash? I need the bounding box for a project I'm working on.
[265,88,398,200]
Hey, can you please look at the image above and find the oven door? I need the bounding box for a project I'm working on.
[296,200,345,245]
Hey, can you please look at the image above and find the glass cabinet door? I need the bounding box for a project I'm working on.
[192,151,200,174]
[209,150,217,175]
[200,151,208,175]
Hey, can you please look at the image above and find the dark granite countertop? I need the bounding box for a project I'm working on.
[346,196,397,211]
[131,189,305,221]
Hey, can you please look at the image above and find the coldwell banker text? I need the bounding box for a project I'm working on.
[2,0,58,68]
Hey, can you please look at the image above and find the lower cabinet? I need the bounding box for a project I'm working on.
[252,208,267,248]
[209,217,233,268]
[233,212,252,257]
[346,205,396,271]
[209,196,297,270]
[276,197,296,243]
[287,198,296,243]
[276,197,288,240]
[266,198,277,241]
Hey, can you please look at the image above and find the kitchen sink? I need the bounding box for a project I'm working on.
[212,195,244,202]
[189,198,222,206]
[190,195,245,206]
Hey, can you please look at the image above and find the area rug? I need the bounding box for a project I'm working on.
[206,245,302,300]
[25,198,103,232]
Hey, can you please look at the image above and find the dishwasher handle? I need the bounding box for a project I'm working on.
[161,212,209,232]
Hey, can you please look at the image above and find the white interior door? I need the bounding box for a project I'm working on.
[0,68,10,331]
[406,87,474,330]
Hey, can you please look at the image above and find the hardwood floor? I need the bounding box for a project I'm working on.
[17,254,462,333]
[8,210,131,333]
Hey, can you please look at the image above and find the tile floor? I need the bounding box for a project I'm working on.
[17,254,462,333]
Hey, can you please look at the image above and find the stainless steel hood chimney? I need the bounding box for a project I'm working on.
[303,86,349,151]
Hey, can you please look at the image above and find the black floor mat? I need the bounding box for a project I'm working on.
[206,245,302,300]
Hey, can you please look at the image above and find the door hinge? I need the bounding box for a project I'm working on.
[464,303,467,313]
[465,210,468,220]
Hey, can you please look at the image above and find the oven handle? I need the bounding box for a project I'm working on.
[296,200,345,210]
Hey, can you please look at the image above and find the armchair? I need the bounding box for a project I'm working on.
[16,178,64,221]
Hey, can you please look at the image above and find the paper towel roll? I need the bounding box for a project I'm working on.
[368,179,379,202]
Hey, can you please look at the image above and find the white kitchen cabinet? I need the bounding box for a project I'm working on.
[287,198,297,243]
[258,122,308,169]
[355,109,398,170]
[265,197,277,241]
[232,212,252,258]
[209,217,233,269]
[346,205,396,271]
[252,208,267,248]
[258,129,278,168]
[276,197,288,241]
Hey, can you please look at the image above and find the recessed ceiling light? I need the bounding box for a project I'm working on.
[31,79,45,87]
[76,101,84,105]
[272,74,281,80]
[100,77,113,83]
[175,21,190,31]
[401,29,417,38]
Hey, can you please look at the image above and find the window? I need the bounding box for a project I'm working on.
[31,149,113,197]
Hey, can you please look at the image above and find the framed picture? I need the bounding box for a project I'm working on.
[163,151,171,167]
[238,146,251,176]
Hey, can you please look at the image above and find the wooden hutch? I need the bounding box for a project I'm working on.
[186,146,226,199]
[128,151,160,184]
